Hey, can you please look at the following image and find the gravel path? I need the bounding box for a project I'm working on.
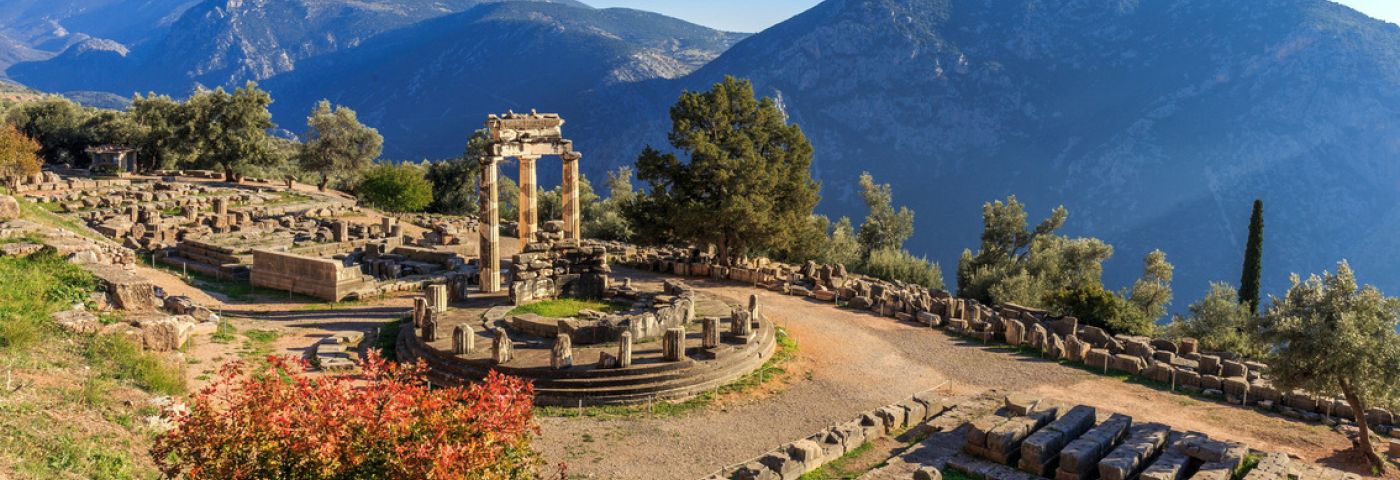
[536,270,1353,479]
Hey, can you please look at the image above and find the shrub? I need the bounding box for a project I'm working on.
[355,163,433,212]
[859,248,944,290]
[1046,284,1155,336]
[152,351,540,479]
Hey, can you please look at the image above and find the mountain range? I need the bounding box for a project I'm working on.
[6,0,1400,308]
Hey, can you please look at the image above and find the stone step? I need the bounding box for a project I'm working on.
[1019,405,1097,476]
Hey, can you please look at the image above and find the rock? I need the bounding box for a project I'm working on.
[52,309,101,334]
[913,466,942,480]
[0,195,18,221]
[138,315,196,352]
[0,242,44,258]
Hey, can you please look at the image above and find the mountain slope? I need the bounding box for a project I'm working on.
[262,1,746,159]
[7,0,587,94]
[570,0,1400,304]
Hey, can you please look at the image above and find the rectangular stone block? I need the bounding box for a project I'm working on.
[1097,422,1171,480]
[1056,413,1131,480]
[1020,405,1097,476]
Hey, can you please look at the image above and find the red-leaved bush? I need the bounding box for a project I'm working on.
[152,351,540,479]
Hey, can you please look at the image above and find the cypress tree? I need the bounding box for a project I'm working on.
[1239,199,1264,314]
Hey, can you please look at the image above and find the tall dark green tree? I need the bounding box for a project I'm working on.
[181,82,279,182]
[1239,199,1264,314]
[297,100,382,191]
[426,129,489,215]
[626,76,820,260]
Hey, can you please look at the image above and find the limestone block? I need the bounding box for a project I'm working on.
[1056,413,1132,480]
[1097,422,1170,480]
[0,195,19,220]
[1198,355,1222,376]
[139,316,195,352]
[1110,354,1146,375]
[551,334,573,369]
[913,466,942,480]
[662,327,685,361]
[702,317,720,348]
[1020,405,1096,476]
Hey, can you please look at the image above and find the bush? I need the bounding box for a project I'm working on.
[355,163,433,213]
[1046,284,1155,336]
[152,352,540,479]
[859,248,944,290]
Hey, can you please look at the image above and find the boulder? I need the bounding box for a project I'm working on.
[0,195,18,220]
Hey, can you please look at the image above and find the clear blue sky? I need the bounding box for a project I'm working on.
[583,0,1400,33]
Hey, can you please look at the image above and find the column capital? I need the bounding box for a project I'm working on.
[483,155,504,165]
[561,151,582,162]
[517,155,540,164]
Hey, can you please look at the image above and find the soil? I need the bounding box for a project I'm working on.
[535,269,1388,479]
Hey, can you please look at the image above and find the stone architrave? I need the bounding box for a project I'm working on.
[702,317,720,349]
[561,152,581,241]
[479,156,502,292]
[663,327,685,361]
[412,296,428,328]
[452,325,474,355]
[492,327,512,364]
[518,156,539,241]
[618,331,633,368]
[551,333,573,369]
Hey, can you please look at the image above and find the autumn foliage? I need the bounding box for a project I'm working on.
[0,122,42,182]
[152,351,540,479]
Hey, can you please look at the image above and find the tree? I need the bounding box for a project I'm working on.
[627,76,820,260]
[131,93,194,171]
[356,163,433,213]
[0,123,42,185]
[584,166,636,241]
[957,196,1067,300]
[1126,249,1174,325]
[151,352,541,479]
[1260,261,1400,473]
[1240,199,1264,314]
[819,217,862,268]
[861,248,944,289]
[855,172,915,254]
[427,129,489,215]
[182,82,278,182]
[298,100,382,191]
[4,96,90,164]
[1167,282,1264,357]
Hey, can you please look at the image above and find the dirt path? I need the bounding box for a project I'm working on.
[536,270,1361,479]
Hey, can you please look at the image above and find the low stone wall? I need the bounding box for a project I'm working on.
[701,388,949,479]
[509,234,609,305]
[249,249,372,301]
[597,241,1400,439]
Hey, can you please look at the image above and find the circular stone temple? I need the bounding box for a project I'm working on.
[398,113,776,406]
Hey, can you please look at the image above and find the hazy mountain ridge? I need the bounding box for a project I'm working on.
[261,1,747,158]
[569,0,1400,303]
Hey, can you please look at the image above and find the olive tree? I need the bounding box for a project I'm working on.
[1261,260,1400,473]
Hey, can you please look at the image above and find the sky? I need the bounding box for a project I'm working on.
[583,0,1400,33]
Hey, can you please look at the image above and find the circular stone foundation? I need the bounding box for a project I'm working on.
[399,288,777,406]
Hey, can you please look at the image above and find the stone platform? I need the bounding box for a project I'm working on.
[399,290,778,406]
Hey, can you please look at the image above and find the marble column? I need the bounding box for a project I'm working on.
[618,331,633,368]
[561,151,582,241]
[518,156,539,242]
[480,156,502,292]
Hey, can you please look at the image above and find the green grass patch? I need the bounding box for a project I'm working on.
[798,441,873,480]
[0,251,97,353]
[508,298,628,318]
[294,298,373,311]
[941,468,976,480]
[14,196,105,242]
[1235,452,1262,480]
[84,334,186,396]
[541,326,799,418]
[210,317,236,343]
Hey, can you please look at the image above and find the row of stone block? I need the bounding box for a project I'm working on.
[703,389,947,480]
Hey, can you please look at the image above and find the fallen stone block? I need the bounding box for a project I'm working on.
[1055,413,1132,480]
[1020,405,1097,476]
[1097,422,1171,480]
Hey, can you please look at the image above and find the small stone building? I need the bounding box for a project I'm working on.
[85,145,138,175]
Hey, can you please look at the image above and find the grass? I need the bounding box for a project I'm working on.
[508,298,628,318]
[14,196,105,242]
[798,441,873,480]
[540,326,800,418]
[1236,452,1262,479]
[941,468,976,480]
[210,317,237,343]
[0,252,180,478]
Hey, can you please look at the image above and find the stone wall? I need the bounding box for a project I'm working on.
[508,222,609,305]
[598,241,1400,438]
[249,249,373,301]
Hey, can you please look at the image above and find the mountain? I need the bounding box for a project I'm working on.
[7,0,589,94]
[262,1,747,159]
[572,0,1400,306]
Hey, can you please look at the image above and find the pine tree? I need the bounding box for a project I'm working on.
[1239,199,1264,314]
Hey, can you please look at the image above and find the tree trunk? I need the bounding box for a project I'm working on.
[1340,379,1386,474]
[717,237,729,265]
[318,175,328,192]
